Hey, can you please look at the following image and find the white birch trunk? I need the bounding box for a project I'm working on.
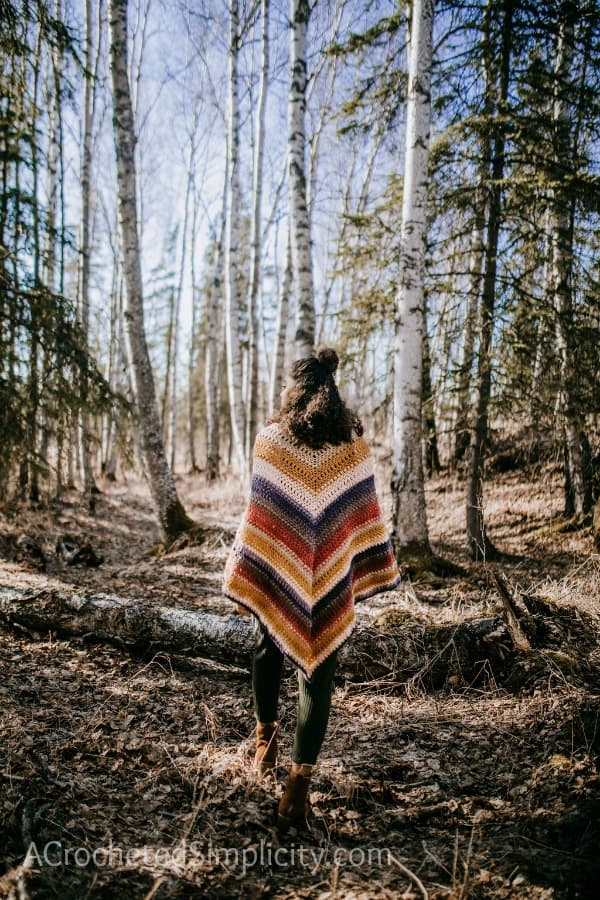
[269,227,293,415]
[103,269,122,481]
[108,0,192,540]
[288,0,314,359]
[245,0,270,472]
[168,144,194,473]
[188,158,199,473]
[225,0,246,474]
[205,172,228,482]
[390,0,434,556]
[78,0,98,496]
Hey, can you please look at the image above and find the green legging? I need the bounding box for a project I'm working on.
[251,617,338,765]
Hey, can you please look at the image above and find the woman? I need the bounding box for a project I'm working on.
[223,348,400,832]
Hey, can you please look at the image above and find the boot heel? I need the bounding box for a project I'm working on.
[277,769,312,832]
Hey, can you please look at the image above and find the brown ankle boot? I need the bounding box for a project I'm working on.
[254,722,278,774]
[277,766,312,832]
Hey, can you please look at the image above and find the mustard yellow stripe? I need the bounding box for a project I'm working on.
[353,565,400,596]
[314,522,390,595]
[254,436,371,491]
[226,569,357,673]
[226,571,312,659]
[253,456,375,519]
[311,604,355,657]
[238,522,313,597]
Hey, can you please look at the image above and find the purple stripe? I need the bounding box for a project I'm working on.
[250,473,377,532]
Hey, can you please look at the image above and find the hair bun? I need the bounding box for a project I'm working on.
[316,347,339,375]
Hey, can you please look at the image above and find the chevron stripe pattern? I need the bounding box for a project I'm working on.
[223,423,401,680]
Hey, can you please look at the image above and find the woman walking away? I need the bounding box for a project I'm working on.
[223,348,400,832]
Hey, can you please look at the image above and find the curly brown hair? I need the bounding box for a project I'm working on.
[271,348,363,450]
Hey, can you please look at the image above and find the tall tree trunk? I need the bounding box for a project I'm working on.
[44,3,61,296]
[288,0,314,359]
[225,0,246,474]
[188,153,199,474]
[466,0,514,561]
[26,24,43,503]
[78,0,98,498]
[550,0,592,519]
[245,0,270,472]
[390,0,435,559]
[422,301,441,477]
[531,210,553,407]
[269,227,292,415]
[205,163,228,482]
[161,280,175,441]
[452,203,485,466]
[103,265,122,482]
[108,0,193,540]
[169,149,194,473]
[40,1,62,472]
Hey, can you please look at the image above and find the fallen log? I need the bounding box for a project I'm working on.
[0,584,251,669]
[0,583,592,690]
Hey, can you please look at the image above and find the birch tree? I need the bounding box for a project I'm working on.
[269,228,292,415]
[245,0,270,470]
[225,0,246,474]
[108,0,193,540]
[78,0,98,497]
[390,0,435,560]
[205,165,228,483]
[288,0,314,359]
[168,120,197,472]
[188,153,199,473]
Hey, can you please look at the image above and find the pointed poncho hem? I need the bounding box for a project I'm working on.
[225,570,402,682]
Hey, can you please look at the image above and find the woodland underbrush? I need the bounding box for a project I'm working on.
[1,460,599,898]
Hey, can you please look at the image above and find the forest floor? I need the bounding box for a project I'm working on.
[0,458,599,899]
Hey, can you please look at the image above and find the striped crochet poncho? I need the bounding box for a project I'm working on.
[223,422,400,679]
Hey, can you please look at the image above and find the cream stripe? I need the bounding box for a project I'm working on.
[252,455,374,518]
